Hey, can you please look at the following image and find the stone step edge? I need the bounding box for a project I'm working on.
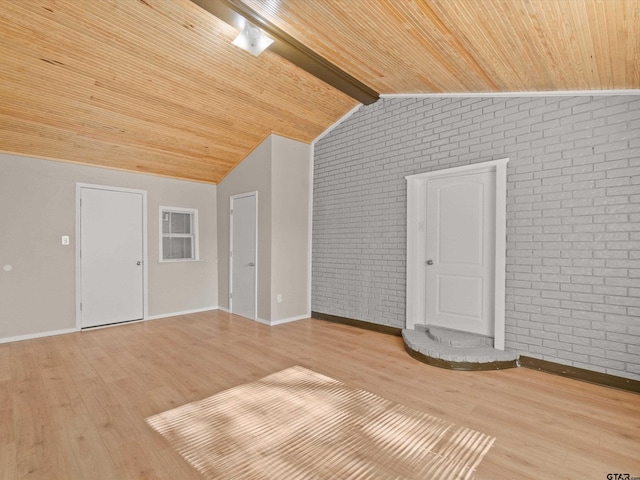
[402,329,519,371]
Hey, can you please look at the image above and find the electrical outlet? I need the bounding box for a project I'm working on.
[61,235,70,245]
[277,294,282,303]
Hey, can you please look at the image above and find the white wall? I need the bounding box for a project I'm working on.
[0,153,218,341]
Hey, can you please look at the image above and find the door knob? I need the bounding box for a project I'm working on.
[248,262,255,267]
[426,260,434,265]
[136,261,142,265]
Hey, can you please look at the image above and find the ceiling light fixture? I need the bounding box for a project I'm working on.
[192,0,378,104]
[232,21,273,56]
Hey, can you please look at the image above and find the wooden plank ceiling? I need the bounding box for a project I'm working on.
[0,1,638,184]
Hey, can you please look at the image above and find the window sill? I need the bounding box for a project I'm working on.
[158,259,203,264]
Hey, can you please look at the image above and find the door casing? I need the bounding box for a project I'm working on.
[75,183,148,330]
[406,159,508,349]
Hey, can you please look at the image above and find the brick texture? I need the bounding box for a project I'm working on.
[312,96,640,381]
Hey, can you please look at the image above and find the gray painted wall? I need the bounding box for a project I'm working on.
[313,96,640,381]
[0,153,218,340]
[271,135,311,321]
[216,134,311,323]
[217,136,273,321]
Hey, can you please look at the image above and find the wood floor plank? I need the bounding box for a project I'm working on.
[0,344,11,382]
[13,377,66,479]
[8,341,39,383]
[2,311,639,479]
[0,441,17,480]
[40,365,118,480]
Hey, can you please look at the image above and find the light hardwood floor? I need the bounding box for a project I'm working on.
[1,310,638,479]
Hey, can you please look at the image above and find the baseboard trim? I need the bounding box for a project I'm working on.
[270,314,310,326]
[0,307,220,344]
[405,344,518,371]
[254,317,270,326]
[310,313,639,393]
[311,311,402,337]
[79,307,221,332]
[520,356,640,394]
[145,306,218,321]
[0,327,78,345]
[252,314,310,326]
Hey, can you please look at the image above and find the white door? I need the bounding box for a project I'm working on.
[425,171,495,336]
[230,193,257,320]
[80,186,145,328]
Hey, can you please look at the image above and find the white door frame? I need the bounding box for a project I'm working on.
[405,158,509,349]
[229,191,258,320]
[75,183,148,330]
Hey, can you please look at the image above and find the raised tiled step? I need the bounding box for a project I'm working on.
[403,325,518,371]
[423,325,494,348]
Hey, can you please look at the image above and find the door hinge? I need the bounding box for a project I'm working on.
[229,293,232,299]
[80,302,83,311]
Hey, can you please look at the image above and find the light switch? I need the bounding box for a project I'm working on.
[61,235,70,245]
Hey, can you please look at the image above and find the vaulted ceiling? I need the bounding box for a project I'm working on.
[1,0,638,183]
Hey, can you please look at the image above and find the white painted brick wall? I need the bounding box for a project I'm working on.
[312,96,640,381]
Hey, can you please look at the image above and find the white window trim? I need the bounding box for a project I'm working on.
[159,206,200,262]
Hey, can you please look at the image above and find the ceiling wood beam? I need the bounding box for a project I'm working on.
[191,0,380,105]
